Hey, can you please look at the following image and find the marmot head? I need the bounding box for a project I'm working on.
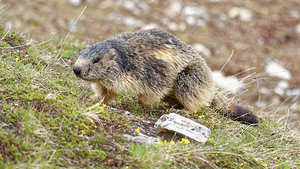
[73,40,122,82]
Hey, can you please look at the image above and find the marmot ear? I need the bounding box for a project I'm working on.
[106,48,117,61]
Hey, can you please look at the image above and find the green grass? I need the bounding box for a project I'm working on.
[1,29,300,168]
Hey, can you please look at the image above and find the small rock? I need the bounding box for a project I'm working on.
[295,23,300,36]
[255,101,267,108]
[123,0,136,11]
[290,103,298,111]
[274,80,289,96]
[259,87,272,96]
[271,96,281,104]
[265,59,291,80]
[160,18,186,31]
[68,20,78,33]
[290,10,299,19]
[209,0,225,2]
[45,93,56,100]
[165,0,182,18]
[228,7,253,22]
[192,43,211,57]
[212,71,245,93]
[68,0,82,7]
[123,133,160,144]
[122,16,143,27]
[182,5,209,27]
[286,89,300,97]
[168,22,186,31]
[137,1,151,12]
[142,23,159,30]
[154,113,211,143]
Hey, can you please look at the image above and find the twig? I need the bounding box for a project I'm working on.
[220,49,234,72]
[55,5,87,66]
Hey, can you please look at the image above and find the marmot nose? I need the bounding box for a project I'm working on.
[73,67,81,77]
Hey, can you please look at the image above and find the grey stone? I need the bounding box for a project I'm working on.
[123,133,160,144]
[154,113,211,143]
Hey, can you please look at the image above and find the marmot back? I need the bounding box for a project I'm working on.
[73,28,259,124]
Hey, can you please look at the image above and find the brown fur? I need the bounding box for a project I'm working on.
[73,28,259,124]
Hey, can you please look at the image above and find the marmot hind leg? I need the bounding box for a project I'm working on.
[173,63,215,112]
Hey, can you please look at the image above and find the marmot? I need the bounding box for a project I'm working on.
[73,28,259,124]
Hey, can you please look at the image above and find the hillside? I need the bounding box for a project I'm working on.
[1,0,300,128]
[1,27,300,168]
[1,0,300,168]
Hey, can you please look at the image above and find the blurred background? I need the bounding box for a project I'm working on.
[1,0,300,129]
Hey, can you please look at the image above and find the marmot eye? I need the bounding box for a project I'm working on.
[93,58,100,64]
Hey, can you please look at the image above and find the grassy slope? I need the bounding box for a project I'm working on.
[0,30,299,169]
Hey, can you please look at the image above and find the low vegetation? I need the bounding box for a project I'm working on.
[1,29,299,168]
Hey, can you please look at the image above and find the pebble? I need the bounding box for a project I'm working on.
[68,0,82,7]
[274,80,289,96]
[295,23,300,36]
[182,5,209,27]
[228,7,253,22]
[142,23,159,30]
[286,89,300,97]
[68,20,78,33]
[122,16,143,27]
[45,93,56,100]
[165,0,182,18]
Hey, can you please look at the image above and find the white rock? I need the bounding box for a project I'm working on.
[228,7,253,22]
[286,89,300,97]
[290,103,298,111]
[182,6,208,19]
[45,93,56,100]
[209,0,225,2]
[122,16,143,27]
[255,101,267,108]
[123,0,136,11]
[182,6,209,27]
[165,0,182,18]
[295,23,300,36]
[142,23,159,30]
[271,96,281,104]
[154,113,211,143]
[265,59,291,80]
[68,0,81,7]
[160,18,186,31]
[212,71,245,93]
[192,43,211,57]
[137,2,151,12]
[259,87,272,96]
[290,10,299,19]
[168,22,186,31]
[68,20,78,33]
[123,133,160,144]
[274,80,289,96]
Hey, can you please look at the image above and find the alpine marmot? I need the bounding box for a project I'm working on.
[73,28,259,124]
